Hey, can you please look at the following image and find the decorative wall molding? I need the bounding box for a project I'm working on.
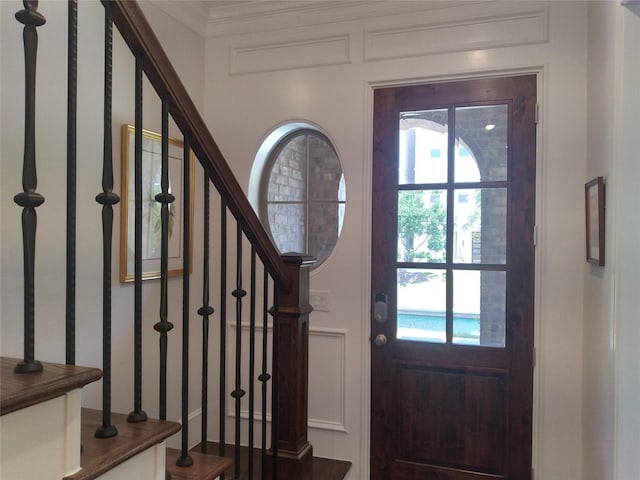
[364,8,549,61]
[229,35,351,75]
[226,323,347,433]
[307,326,347,433]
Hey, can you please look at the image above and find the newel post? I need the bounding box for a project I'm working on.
[271,253,315,480]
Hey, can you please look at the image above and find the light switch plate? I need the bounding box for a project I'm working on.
[310,290,330,312]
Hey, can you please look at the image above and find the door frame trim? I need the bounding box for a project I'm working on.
[359,67,544,480]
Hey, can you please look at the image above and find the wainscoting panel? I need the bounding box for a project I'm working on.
[308,327,347,432]
[225,323,347,433]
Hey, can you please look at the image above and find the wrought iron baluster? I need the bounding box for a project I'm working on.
[259,268,271,479]
[231,224,247,479]
[271,283,280,478]
[94,1,119,438]
[176,133,193,467]
[198,172,213,453]
[13,0,46,375]
[127,51,147,424]
[248,247,257,478]
[219,198,227,476]
[65,0,77,366]
[154,97,175,421]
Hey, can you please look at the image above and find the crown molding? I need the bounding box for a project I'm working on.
[204,0,489,38]
[149,1,492,39]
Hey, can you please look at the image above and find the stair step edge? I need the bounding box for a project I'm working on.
[0,357,102,416]
[166,448,233,480]
[63,408,181,480]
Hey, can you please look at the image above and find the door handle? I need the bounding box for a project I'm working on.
[374,334,387,346]
[373,293,388,323]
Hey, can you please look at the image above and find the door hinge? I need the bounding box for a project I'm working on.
[532,347,536,369]
[535,103,540,124]
[533,225,538,246]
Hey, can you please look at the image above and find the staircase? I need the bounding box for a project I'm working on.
[1,0,319,478]
[0,357,232,480]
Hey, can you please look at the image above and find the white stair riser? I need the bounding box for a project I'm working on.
[1,389,82,480]
[96,443,167,480]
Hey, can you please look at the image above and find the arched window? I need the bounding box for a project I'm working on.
[258,128,345,267]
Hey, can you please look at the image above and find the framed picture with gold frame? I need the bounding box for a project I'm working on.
[119,124,194,282]
[585,176,605,266]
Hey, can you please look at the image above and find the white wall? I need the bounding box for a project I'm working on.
[202,2,587,479]
[585,2,640,480]
[614,5,640,477]
[584,3,618,479]
[0,0,206,444]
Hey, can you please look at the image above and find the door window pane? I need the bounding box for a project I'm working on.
[455,105,508,182]
[397,268,446,343]
[399,109,448,184]
[397,190,446,263]
[454,188,507,265]
[453,270,506,347]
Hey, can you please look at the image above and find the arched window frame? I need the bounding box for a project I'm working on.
[257,128,345,268]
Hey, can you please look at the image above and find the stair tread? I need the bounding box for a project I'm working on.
[0,357,102,416]
[166,448,233,480]
[63,408,181,480]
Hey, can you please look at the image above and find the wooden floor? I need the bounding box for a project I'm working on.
[194,442,352,480]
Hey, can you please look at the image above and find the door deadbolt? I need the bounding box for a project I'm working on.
[373,293,388,323]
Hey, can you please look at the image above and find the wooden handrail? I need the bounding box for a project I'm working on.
[105,0,291,291]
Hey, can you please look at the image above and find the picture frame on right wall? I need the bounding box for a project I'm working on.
[585,176,605,266]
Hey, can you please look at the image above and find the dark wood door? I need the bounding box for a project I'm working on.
[371,76,536,480]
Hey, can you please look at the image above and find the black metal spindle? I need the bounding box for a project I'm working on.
[231,224,247,480]
[94,1,118,438]
[154,97,175,421]
[65,0,77,366]
[259,269,271,479]
[128,51,147,424]
[176,133,193,467]
[271,284,280,478]
[198,173,213,454]
[219,199,228,476]
[248,247,257,478]
[13,0,45,375]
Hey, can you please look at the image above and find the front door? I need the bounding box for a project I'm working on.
[371,76,536,479]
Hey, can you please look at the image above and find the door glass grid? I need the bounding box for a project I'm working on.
[396,106,509,348]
